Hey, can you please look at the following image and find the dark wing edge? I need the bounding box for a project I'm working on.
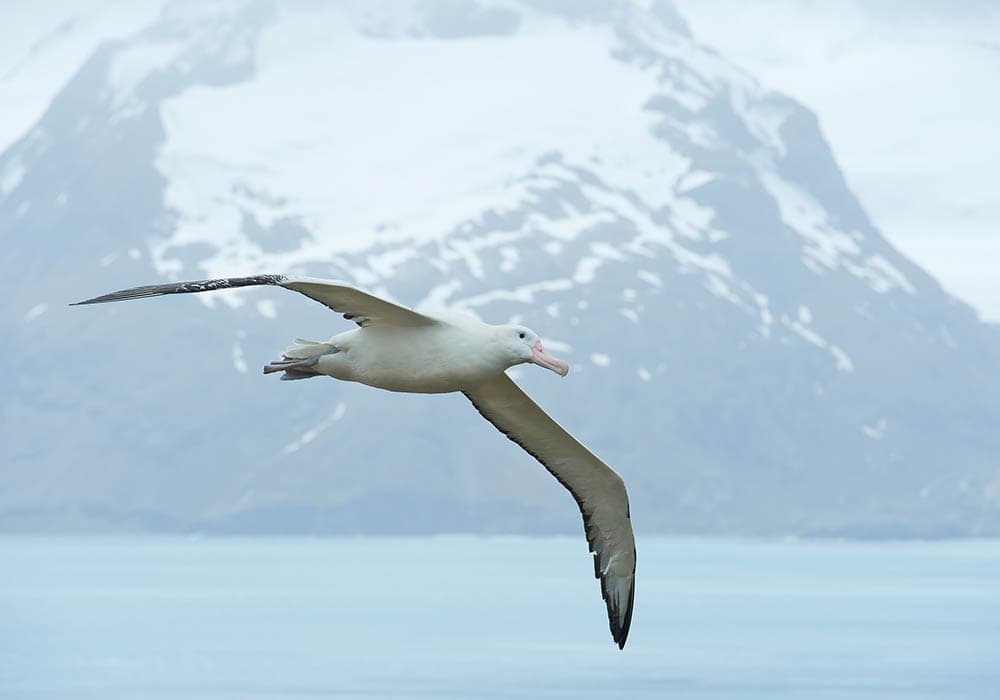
[71,274,287,305]
[73,274,437,329]
[463,377,636,649]
[598,554,635,650]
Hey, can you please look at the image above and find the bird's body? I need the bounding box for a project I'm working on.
[309,313,519,394]
[74,274,636,649]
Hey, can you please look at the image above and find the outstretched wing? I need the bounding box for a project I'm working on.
[72,274,437,328]
[280,277,437,327]
[463,373,636,649]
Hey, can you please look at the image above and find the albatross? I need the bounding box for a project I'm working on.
[74,274,636,648]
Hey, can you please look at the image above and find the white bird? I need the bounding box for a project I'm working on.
[74,274,636,648]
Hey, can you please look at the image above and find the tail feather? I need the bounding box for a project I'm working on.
[263,341,338,381]
[283,339,334,360]
[279,369,319,381]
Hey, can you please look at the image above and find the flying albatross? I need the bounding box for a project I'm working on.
[74,274,636,648]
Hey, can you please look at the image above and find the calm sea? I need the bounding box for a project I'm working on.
[1,536,997,699]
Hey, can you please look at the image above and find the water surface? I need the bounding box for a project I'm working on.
[1,536,997,699]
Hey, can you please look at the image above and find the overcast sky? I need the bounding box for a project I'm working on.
[674,0,1000,321]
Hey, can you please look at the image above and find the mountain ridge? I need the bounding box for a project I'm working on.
[2,0,998,536]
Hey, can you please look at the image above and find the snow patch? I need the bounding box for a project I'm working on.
[154,11,684,277]
[367,246,419,279]
[107,39,186,118]
[231,342,248,374]
[416,279,462,312]
[675,170,716,192]
[457,279,573,309]
[590,241,627,262]
[861,418,887,440]
[542,211,619,242]
[864,255,916,294]
[761,171,917,296]
[591,353,611,367]
[704,275,742,305]
[830,345,855,373]
[283,403,347,454]
[671,197,715,237]
[499,246,519,273]
[783,314,855,373]
[1,161,25,196]
[754,293,773,338]
[637,270,662,287]
[23,303,48,322]
[785,315,825,348]
[733,91,791,157]
[573,256,604,284]
[256,299,277,319]
[541,338,572,353]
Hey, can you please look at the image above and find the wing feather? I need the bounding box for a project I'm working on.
[72,274,438,328]
[280,276,436,327]
[464,373,636,649]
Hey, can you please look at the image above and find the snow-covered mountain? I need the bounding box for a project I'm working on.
[2,0,998,536]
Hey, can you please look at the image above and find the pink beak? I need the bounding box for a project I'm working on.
[531,341,569,377]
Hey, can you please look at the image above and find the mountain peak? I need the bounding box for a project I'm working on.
[1,1,997,537]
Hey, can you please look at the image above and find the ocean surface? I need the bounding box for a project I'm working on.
[1,536,997,699]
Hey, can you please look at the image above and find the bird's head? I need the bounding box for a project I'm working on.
[497,324,569,377]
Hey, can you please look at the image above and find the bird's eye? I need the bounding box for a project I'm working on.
[518,332,526,339]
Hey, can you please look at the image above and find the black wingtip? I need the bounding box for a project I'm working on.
[612,580,635,650]
[600,563,635,650]
[611,613,631,650]
[70,291,157,305]
[70,275,286,307]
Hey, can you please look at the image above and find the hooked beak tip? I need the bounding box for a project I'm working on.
[532,342,569,377]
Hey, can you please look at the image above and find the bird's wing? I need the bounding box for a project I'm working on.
[279,276,437,327]
[72,274,438,328]
[463,373,636,649]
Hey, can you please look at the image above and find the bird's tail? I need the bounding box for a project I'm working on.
[263,339,338,381]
